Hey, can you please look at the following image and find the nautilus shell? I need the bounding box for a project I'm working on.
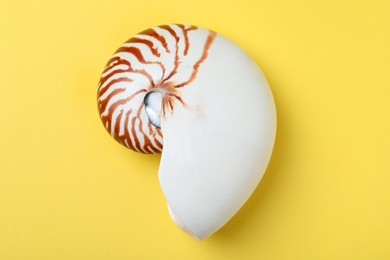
[97,24,276,239]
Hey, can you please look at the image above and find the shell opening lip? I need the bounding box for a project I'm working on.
[167,204,201,240]
[144,90,163,129]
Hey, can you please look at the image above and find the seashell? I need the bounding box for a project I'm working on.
[97,24,276,239]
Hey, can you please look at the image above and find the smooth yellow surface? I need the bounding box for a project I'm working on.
[1,0,389,259]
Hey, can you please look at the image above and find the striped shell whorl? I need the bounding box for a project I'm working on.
[97,24,216,153]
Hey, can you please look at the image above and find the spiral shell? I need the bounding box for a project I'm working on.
[97,24,216,153]
[97,24,277,239]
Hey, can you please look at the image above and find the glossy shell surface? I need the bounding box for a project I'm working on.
[97,24,276,239]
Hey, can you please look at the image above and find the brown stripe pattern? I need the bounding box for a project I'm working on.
[97,24,217,153]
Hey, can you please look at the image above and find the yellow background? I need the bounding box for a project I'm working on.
[1,0,389,259]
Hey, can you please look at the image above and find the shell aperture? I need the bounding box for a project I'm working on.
[97,24,276,239]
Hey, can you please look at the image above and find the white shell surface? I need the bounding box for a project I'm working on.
[158,27,276,239]
[97,24,276,239]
